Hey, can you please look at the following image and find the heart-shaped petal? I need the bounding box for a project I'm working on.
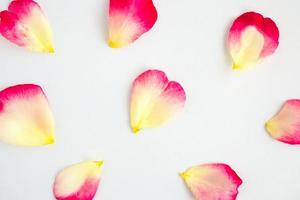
[130,70,186,133]
[108,0,158,48]
[266,99,300,145]
[53,161,103,200]
[228,12,279,69]
[181,163,242,200]
[0,0,54,53]
[0,84,55,146]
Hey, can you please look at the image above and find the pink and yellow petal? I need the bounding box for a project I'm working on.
[180,163,242,200]
[228,12,279,69]
[0,0,54,53]
[0,84,55,146]
[53,161,103,200]
[266,100,300,145]
[130,70,186,133]
[108,0,157,48]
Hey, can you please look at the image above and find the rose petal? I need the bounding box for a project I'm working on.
[108,0,157,48]
[181,163,242,200]
[266,99,300,145]
[53,161,103,200]
[0,84,55,146]
[0,0,54,53]
[130,70,186,133]
[228,12,279,69]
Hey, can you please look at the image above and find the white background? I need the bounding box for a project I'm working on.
[1,0,300,199]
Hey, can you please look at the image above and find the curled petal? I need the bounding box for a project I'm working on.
[53,161,103,200]
[181,163,242,200]
[228,12,279,69]
[0,0,54,53]
[130,70,186,133]
[108,0,158,48]
[266,99,300,145]
[0,84,55,146]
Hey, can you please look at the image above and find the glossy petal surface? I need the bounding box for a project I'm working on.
[108,0,157,48]
[130,69,186,133]
[53,161,103,200]
[0,84,55,146]
[181,163,242,200]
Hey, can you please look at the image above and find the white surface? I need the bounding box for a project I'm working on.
[1,0,300,199]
